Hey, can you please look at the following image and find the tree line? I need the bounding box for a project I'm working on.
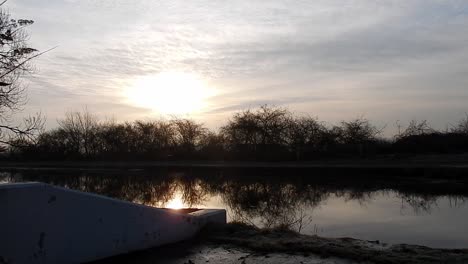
[4,105,468,161]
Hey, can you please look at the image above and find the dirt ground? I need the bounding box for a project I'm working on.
[92,223,468,264]
[92,241,354,264]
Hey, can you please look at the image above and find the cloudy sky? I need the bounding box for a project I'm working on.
[7,0,468,134]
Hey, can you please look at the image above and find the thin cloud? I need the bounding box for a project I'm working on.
[5,0,468,131]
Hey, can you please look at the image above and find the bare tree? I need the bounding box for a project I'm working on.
[0,3,45,146]
[451,114,468,134]
[133,120,176,157]
[287,116,327,159]
[338,117,382,144]
[58,109,100,158]
[395,120,435,140]
[221,105,291,151]
[172,118,207,155]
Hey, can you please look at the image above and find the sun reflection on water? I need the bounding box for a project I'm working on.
[165,192,185,210]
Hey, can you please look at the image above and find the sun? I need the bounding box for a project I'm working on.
[125,71,214,115]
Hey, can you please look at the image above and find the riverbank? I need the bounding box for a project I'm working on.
[3,154,468,178]
[92,240,355,264]
[3,153,468,167]
[93,223,468,264]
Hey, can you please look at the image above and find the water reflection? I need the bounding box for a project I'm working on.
[1,169,468,248]
[164,192,184,210]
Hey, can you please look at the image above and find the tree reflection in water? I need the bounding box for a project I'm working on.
[1,169,467,232]
[215,180,327,230]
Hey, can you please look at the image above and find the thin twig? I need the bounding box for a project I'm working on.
[0,46,57,80]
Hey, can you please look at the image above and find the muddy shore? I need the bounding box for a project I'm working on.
[93,223,468,264]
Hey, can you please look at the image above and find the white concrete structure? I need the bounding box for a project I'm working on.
[0,182,226,264]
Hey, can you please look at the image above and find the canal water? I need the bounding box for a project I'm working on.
[1,167,467,248]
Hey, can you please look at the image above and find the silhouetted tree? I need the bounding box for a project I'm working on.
[96,121,135,158]
[396,120,435,140]
[255,105,291,146]
[391,120,467,154]
[133,120,176,159]
[0,4,44,146]
[451,114,468,134]
[337,118,381,144]
[198,131,226,159]
[222,109,258,153]
[9,106,468,161]
[57,110,100,158]
[287,116,327,160]
[34,129,76,159]
[172,118,207,157]
[221,105,291,160]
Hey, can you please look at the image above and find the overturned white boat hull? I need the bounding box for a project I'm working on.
[0,182,226,264]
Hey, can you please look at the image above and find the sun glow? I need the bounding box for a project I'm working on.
[165,194,185,210]
[125,71,214,115]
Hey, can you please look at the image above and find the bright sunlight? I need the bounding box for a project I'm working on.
[165,193,185,210]
[125,71,214,115]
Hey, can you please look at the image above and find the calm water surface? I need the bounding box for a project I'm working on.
[1,168,467,248]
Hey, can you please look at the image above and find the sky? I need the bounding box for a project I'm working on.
[6,0,468,135]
